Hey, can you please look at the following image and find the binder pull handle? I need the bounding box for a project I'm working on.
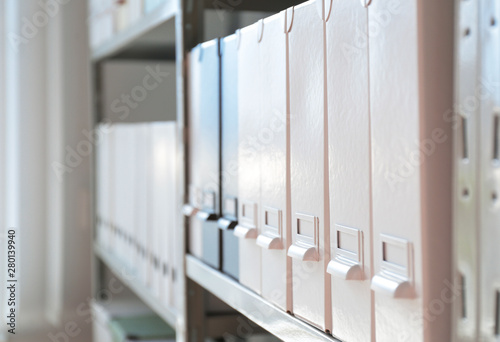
[234,225,258,239]
[370,274,416,299]
[288,213,320,261]
[327,225,364,280]
[287,243,319,261]
[182,204,198,217]
[370,234,415,298]
[195,210,217,222]
[256,234,283,250]
[327,259,364,280]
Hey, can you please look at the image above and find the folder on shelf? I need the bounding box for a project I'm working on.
[369,0,453,340]
[218,33,240,280]
[185,47,204,260]
[196,39,222,270]
[186,40,222,270]
[165,124,179,310]
[324,0,372,340]
[151,122,177,308]
[286,0,330,332]
[97,123,112,252]
[112,124,138,271]
[255,12,290,312]
[136,123,152,287]
[235,23,263,295]
[368,1,421,339]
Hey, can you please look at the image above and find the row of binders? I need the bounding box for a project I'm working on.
[88,0,168,48]
[96,122,178,311]
[184,0,453,341]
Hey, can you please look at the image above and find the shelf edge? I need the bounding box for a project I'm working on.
[186,255,341,342]
[91,1,178,62]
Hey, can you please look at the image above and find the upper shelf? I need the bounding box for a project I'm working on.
[186,255,341,342]
[91,1,178,62]
[204,0,305,12]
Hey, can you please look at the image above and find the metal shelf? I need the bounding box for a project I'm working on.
[91,0,178,61]
[94,243,178,329]
[186,255,341,342]
[203,0,305,12]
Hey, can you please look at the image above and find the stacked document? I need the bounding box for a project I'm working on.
[96,122,178,310]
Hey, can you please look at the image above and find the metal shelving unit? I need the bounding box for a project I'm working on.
[91,1,334,341]
[91,0,178,61]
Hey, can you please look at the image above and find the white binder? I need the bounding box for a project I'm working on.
[185,47,204,260]
[235,23,262,294]
[96,123,112,252]
[219,33,240,280]
[286,0,331,332]
[324,0,371,340]
[369,0,454,340]
[151,122,177,306]
[112,124,137,271]
[135,123,152,287]
[255,12,290,312]
[195,39,222,270]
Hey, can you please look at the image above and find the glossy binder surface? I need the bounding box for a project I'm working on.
[220,33,240,279]
[325,0,371,340]
[287,0,331,331]
[256,12,290,312]
[237,23,262,294]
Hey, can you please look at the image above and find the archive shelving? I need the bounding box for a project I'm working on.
[90,1,326,342]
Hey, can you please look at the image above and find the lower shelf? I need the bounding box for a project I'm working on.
[94,243,178,329]
[186,255,340,342]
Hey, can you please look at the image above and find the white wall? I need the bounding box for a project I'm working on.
[1,0,92,339]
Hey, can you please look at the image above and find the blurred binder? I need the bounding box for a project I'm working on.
[235,23,262,294]
[151,122,177,307]
[185,47,204,260]
[218,33,240,280]
[196,39,222,270]
[255,12,290,312]
[135,123,152,287]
